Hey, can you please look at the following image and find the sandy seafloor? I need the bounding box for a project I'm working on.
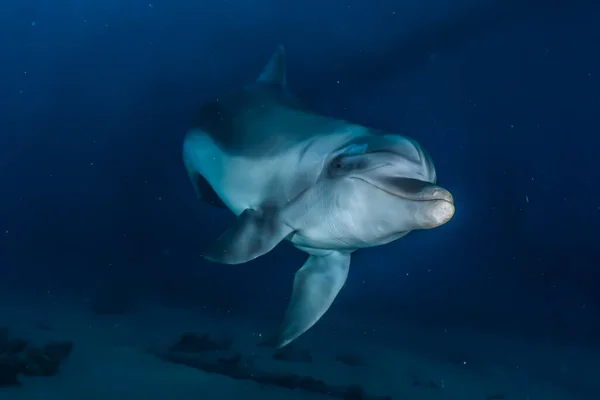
[0,288,598,400]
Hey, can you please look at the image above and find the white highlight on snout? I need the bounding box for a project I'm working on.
[426,200,455,227]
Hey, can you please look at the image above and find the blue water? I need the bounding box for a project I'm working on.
[1,1,599,399]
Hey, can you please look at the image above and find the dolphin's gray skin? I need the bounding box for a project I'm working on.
[183,46,455,348]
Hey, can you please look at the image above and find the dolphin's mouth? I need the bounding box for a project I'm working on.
[354,176,454,204]
[355,176,455,228]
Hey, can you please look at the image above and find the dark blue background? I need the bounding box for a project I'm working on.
[0,0,598,342]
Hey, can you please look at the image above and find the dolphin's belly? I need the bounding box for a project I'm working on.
[282,178,413,252]
[289,212,411,253]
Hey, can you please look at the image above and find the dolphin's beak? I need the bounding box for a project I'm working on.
[414,191,455,228]
[357,176,455,228]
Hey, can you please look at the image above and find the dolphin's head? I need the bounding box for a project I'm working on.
[314,133,454,248]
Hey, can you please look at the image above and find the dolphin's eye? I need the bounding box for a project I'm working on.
[329,155,364,176]
[328,157,346,176]
[329,156,348,172]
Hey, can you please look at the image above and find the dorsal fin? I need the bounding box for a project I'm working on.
[256,45,286,87]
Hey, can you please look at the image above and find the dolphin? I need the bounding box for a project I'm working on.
[183,46,455,348]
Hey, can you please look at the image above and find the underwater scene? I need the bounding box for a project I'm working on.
[1,1,599,399]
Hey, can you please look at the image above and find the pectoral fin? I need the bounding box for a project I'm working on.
[202,208,293,265]
[275,251,350,348]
